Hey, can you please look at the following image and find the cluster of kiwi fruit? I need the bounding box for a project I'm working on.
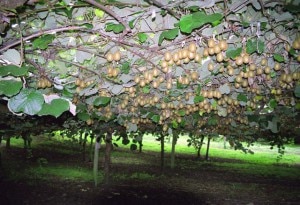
[75,78,94,93]
[106,51,121,77]
[134,68,160,88]
[160,42,201,72]
[37,77,52,89]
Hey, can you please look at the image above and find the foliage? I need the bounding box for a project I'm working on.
[0,0,299,148]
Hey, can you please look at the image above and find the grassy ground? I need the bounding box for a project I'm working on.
[1,134,299,204]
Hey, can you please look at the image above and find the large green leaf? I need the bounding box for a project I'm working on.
[93,96,111,106]
[0,65,28,77]
[32,34,55,50]
[38,99,70,118]
[8,89,44,115]
[0,80,22,97]
[179,12,223,33]
[158,28,179,45]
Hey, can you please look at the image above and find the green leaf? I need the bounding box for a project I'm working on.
[129,19,135,29]
[137,33,148,43]
[151,115,160,123]
[177,110,186,117]
[158,28,179,45]
[77,112,90,121]
[32,34,55,50]
[207,116,218,126]
[105,23,125,34]
[179,12,223,33]
[142,85,150,94]
[257,40,265,53]
[246,39,256,54]
[172,120,178,129]
[268,99,277,109]
[194,95,205,103]
[8,89,44,115]
[237,93,247,102]
[121,61,130,74]
[38,99,70,118]
[226,47,242,59]
[0,80,22,97]
[93,96,111,106]
[273,53,285,62]
[94,9,104,18]
[295,84,300,98]
[82,23,93,29]
[0,65,29,77]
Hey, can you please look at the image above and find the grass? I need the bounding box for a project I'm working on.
[3,134,300,183]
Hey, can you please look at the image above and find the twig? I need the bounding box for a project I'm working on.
[0,26,83,53]
[83,0,131,34]
[146,0,180,20]
[58,58,101,78]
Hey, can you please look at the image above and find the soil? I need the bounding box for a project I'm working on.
[0,140,299,205]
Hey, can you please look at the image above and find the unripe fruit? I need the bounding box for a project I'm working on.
[188,42,197,52]
[213,45,221,54]
[264,66,271,74]
[219,40,228,51]
[208,38,215,48]
[274,62,281,71]
[208,47,215,55]
[216,53,224,62]
[208,63,214,71]
[249,64,256,71]
[106,53,113,62]
[113,51,121,61]
[161,60,168,68]
[292,40,300,50]
[261,58,267,66]
[182,49,188,58]
[188,51,195,60]
[191,71,199,80]
[235,56,243,66]
[243,55,250,64]
[195,53,202,63]
[173,52,179,62]
[164,51,172,61]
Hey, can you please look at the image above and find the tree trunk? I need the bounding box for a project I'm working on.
[197,135,205,158]
[89,134,94,162]
[170,133,178,169]
[6,136,10,148]
[138,141,142,153]
[104,131,113,184]
[93,136,101,187]
[160,134,165,172]
[205,136,211,161]
[82,133,88,162]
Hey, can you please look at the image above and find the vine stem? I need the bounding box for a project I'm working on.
[0,26,83,53]
[83,0,131,34]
